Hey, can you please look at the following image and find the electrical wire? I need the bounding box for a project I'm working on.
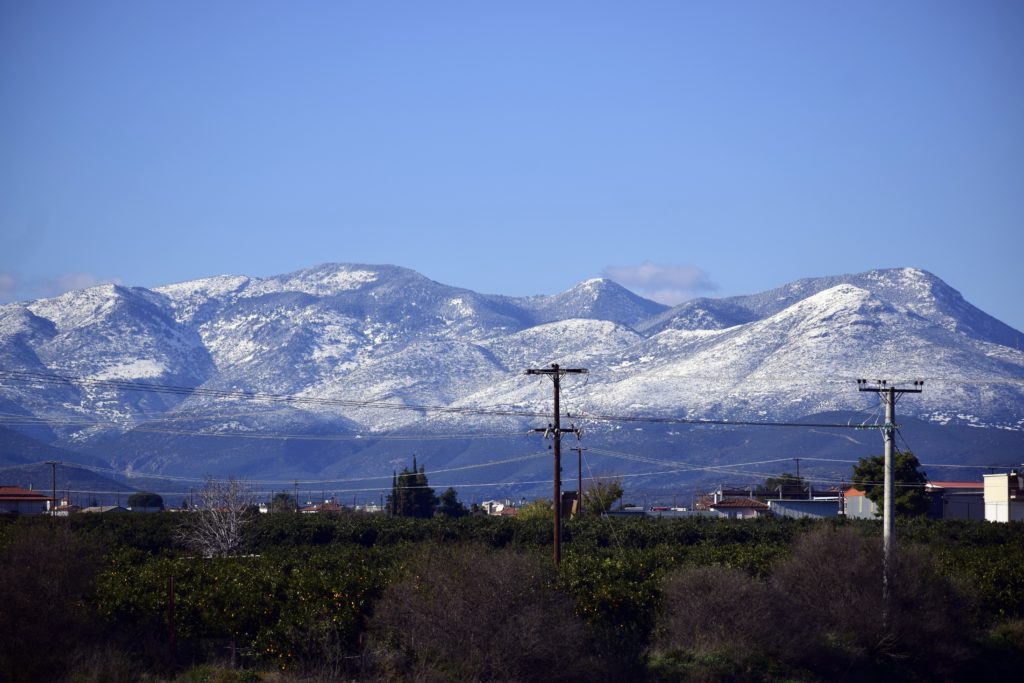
[0,369,551,419]
[0,368,894,429]
[8,451,553,487]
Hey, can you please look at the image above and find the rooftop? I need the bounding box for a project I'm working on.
[927,481,984,490]
[0,486,52,502]
[711,497,769,510]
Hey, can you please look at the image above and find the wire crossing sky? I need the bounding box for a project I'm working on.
[1,1,1022,330]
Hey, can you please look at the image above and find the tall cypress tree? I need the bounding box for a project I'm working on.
[386,458,437,518]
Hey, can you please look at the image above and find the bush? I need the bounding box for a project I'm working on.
[96,546,393,674]
[771,527,975,678]
[0,525,106,681]
[656,566,778,655]
[652,527,978,681]
[558,549,663,675]
[368,544,595,681]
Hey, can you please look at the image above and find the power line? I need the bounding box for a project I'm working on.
[0,368,896,429]
[629,373,1024,386]
[10,451,553,486]
[0,369,551,420]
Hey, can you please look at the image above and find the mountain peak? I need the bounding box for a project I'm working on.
[517,277,667,328]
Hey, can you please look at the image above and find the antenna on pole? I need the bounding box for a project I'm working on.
[526,363,588,565]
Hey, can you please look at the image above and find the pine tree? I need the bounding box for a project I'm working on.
[851,451,929,516]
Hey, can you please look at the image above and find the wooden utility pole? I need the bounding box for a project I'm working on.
[526,363,588,565]
[45,460,59,517]
[857,379,923,606]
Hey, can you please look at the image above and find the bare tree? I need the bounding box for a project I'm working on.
[176,478,255,557]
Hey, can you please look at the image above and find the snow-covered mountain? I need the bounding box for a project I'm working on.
[1,264,1022,490]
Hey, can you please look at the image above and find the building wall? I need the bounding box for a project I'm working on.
[0,499,48,514]
[984,473,1024,523]
[941,494,985,521]
[985,501,1024,523]
[844,493,877,519]
[769,499,842,519]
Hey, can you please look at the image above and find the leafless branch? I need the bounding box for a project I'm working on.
[176,478,256,557]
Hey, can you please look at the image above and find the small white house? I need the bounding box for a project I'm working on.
[480,500,513,516]
[843,487,878,519]
[984,471,1024,522]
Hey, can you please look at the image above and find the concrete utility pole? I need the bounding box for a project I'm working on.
[858,379,923,605]
[526,363,588,565]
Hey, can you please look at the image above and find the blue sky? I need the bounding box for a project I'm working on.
[2,1,1022,330]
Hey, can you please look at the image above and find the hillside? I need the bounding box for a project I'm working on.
[1,264,1022,495]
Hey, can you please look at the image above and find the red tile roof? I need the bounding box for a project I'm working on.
[711,497,769,510]
[0,486,52,501]
[927,481,983,490]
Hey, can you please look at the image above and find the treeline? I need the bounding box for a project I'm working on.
[1,513,1022,682]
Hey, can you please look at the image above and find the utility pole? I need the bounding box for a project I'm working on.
[45,461,59,517]
[526,363,588,565]
[858,379,923,607]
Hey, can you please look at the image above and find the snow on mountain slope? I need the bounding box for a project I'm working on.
[293,340,510,431]
[482,319,645,371]
[0,304,77,439]
[636,298,759,334]
[155,275,253,326]
[586,284,1024,428]
[10,285,214,433]
[645,268,1022,349]
[1,264,1022,480]
[512,278,668,328]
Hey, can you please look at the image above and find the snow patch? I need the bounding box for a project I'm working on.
[91,359,167,380]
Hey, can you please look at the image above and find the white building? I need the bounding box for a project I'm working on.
[983,471,1024,522]
[843,487,878,519]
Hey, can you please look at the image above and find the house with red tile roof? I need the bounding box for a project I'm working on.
[709,497,769,519]
[0,486,52,515]
[843,487,877,519]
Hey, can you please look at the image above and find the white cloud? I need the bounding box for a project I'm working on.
[0,272,19,302]
[0,271,122,303]
[601,261,717,306]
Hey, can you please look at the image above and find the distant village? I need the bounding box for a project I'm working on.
[3,469,1021,523]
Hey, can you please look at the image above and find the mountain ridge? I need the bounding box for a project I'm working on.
[1,263,1022,490]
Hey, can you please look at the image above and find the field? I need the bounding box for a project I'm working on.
[2,512,1023,682]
